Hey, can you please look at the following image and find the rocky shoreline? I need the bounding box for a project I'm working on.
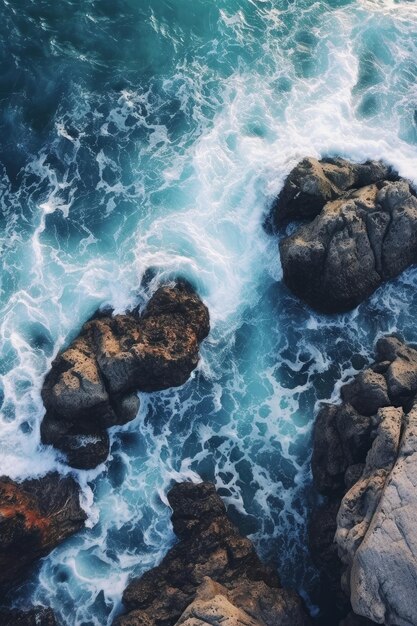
[311,335,417,626]
[2,158,417,625]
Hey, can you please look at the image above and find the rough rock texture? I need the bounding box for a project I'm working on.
[0,608,57,626]
[310,335,417,625]
[114,482,310,626]
[41,282,210,469]
[0,472,86,590]
[275,157,417,313]
[272,157,396,226]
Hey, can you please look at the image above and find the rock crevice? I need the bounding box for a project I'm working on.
[41,282,209,469]
[114,482,310,626]
[273,158,417,313]
[311,336,417,625]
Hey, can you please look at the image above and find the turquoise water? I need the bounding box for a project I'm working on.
[2,0,417,623]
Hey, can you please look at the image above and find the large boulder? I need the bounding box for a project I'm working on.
[0,472,86,590]
[114,482,310,626]
[275,158,417,313]
[310,336,417,625]
[41,282,209,469]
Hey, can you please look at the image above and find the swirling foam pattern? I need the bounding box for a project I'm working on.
[1,0,417,623]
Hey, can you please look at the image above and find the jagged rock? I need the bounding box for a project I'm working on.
[275,158,417,313]
[41,282,209,469]
[311,335,417,625]
[336,406,403,596]
[0,472,85,590]
[341,369,390,417]
[114,482,310,626]
[311,403,374,495]
[0,608,56,626]
[172,576,308,626]
[174,578,262,626]
[272,157,395,226]
[347,406,417,625]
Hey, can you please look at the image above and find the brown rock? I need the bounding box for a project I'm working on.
[114,482,310,626]
[41,282,209,469]
[271,157,394,226]
[0,472,86,590]
[341,369,390,416]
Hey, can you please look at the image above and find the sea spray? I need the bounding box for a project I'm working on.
[1,0,417,623]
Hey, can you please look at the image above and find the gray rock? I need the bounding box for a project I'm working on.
[272,157,394,226]
[114,482,310,626]
[341,369,390,416]
[312,403,374,495]
[277,159,417,312]
[336,406,403,596]
[348,406,417,625]
[311,336,417,625]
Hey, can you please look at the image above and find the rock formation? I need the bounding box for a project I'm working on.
[311,335,417,625]
[0,608,57,626]
[273,157,417,313]
[114,481,310,626]
[41,282,210,469]
[0,472,86,591]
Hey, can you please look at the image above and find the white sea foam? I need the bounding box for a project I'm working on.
[2,0,417,624]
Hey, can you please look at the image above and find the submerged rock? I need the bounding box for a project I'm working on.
[274,157,417,313]
[0,608,57,626]
[41,282,209,469]
[0,472,86,590]
[114,481,310,626]
[310,335,417,625]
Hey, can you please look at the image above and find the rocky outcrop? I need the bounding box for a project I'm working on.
[274,157,417,313]
[0,608,57,625]
[0,472,86,590]
[114,482,310,626]
[272,158,396,226]
[310,335,417,625]
[41,282,210,469]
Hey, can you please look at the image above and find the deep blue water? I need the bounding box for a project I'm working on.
[1,1,417,624]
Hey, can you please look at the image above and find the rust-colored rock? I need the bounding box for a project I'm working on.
[0,472,86,590]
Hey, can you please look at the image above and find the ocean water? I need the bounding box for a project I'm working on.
[1,0,417,623]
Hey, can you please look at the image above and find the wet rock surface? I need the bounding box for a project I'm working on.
[310,335,417,625]
[0,472,86,591]
[41,282,209,469]
[114,482,310,626]
[0,608,57,626]
[274,157,417,313]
